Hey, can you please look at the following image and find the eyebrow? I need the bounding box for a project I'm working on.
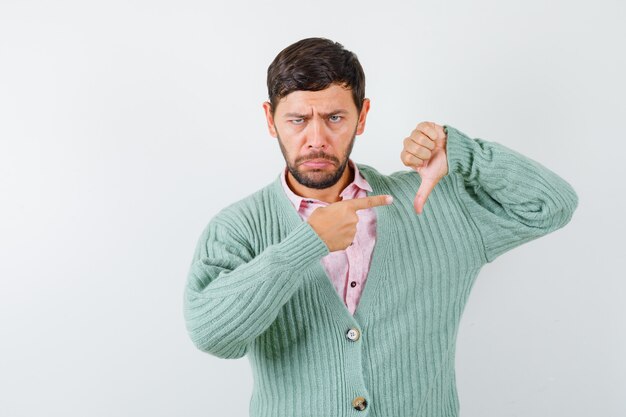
[282,109,349,119]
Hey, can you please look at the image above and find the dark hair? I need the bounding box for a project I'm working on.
[266,37,366,114]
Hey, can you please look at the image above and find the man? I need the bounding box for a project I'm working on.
[183,37,578,417]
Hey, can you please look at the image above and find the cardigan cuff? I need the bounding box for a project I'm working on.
[443,124,476,178]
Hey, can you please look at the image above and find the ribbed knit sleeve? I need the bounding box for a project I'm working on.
[183,218,329,359]
[443,125,579,263]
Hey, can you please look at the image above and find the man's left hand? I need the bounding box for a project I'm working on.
[400,121,448,214]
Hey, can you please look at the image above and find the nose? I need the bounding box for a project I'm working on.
[306,117,329,149]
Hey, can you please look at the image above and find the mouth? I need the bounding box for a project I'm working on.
[301,159,335,169]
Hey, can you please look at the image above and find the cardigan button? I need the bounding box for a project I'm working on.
[346,328,361,341]
[352,396,367,410]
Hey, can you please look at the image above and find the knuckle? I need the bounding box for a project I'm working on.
[418,122,433,138]
[417,121,431,134]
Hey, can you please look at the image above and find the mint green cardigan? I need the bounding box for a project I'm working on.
[183,125,578,417]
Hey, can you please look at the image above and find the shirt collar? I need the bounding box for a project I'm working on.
[280,159,373,211]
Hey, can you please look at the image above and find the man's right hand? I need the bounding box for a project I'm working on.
[307,195,394,252]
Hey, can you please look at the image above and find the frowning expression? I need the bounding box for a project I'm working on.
[263,83,370,189]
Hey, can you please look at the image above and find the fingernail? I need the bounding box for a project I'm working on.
[386,195,393,204]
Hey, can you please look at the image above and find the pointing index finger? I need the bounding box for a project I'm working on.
[346,194,394,211]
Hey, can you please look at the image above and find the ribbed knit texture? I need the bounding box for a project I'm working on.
[183,125,579,417]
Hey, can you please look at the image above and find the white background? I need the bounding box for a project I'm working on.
[1,1,624,416]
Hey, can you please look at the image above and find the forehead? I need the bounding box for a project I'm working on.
[276,84,356,113]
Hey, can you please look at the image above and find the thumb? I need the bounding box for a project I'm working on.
[413,176,438,214]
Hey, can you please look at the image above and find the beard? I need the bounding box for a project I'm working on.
[276,130,357,190]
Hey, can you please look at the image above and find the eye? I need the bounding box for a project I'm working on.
[329,115,342,123]
[291,118,304,125]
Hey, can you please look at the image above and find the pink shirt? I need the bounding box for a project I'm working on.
[279,159,377,315]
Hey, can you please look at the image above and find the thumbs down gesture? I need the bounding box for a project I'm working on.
[400,121,449,214]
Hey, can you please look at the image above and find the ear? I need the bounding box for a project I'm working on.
[355,98,371,135]
[262,101,278,138]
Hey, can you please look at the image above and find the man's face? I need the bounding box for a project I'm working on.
[263,84,370,189]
